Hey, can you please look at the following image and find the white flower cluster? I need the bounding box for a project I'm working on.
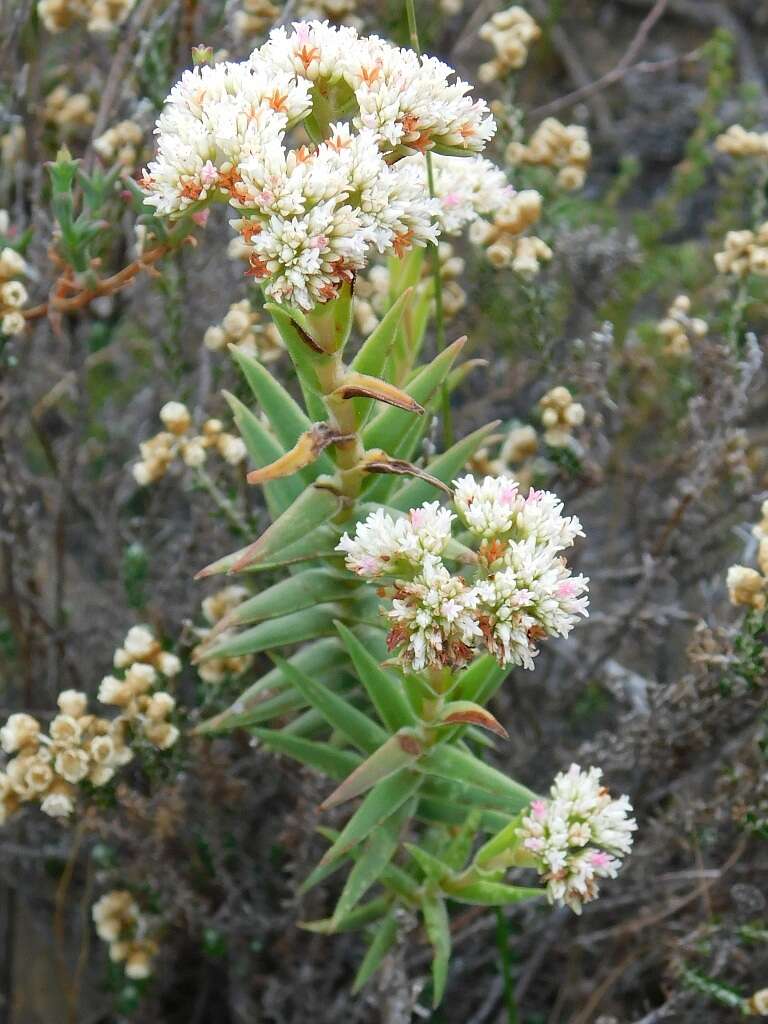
[518,764,636,914]
[538,386,585,448]
[92,890,158,979]
[337,475,588,671]
[428,154,513,236]
[478,6,541,83]
[192,585,255,684]
[204,298,284,362]
[132,403,247,486]
[715,124,768,159]
[727,499,768,612]
[714,224,768,278]
[656,294,708,357]
[142,21,495,308]
[0,621,180,824]
[38,0,135,33]
[0,245,28,337]
[506,118,591,192]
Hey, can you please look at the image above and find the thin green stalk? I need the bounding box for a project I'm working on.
[404,0,452,446]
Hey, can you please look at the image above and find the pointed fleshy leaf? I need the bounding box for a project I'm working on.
[222,391,301,517]
[351,289,413,377]
[229,345,334,478]
[420,746,535,812]
[217,673,354,730]
[391,421,501,511]
[352,910,398,993]
[247,423,350,484]
[216,570,356,632]
[331,797,414,924]
[445,809,482,870]
[319,769,422,867]
[335,621,414,732]
[300,897,389,934]
[421,890,451,1007]
[272,653,387,754]
[417,793,511,834]
[436,701,509,738]
[405,844,452,883]
[251,727,361,780]
[441,878,543,906]
[458,655,508,705]
[197,604,341,660]
[229,485,341,574]
[193,637,346,733]
[473,818,525,871]
[195,522,342,579]
[363,337,466,453]
[266,303,328,421]
[304,279,354,353]
[308,827,420,902]
[320,730,423,810]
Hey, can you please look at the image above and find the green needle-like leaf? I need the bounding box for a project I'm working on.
[335,621,414,731]
[421,890,451,1007]
[352,910,398,993]
[271,654,387,754]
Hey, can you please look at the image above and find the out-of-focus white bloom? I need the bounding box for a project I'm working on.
[715,224,768,278]
[506,118,590,191]
[478,6,540,82]
[58,689,88,718]
[656,295,708,357]
[41,787,76,819]
[727,565,766,610]
[337,502,454,577]
[1,713,40,754]
[518,764,636,913]
[716,124,768,159]
[93,890,159,978]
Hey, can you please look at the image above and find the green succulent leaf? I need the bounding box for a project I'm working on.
[271,653,387,754]
[420,746,536,812]
[421,890,451,1007]
[198,604,342,659]
[320,730,424,810]
[352,910,399,993]
[250,727,361,780]
[331,797,415,925]
[223,569,357,629]
[265,303,328,421]
[335,621,414,732]
[441,878,543,906]
[300,896,390,934]
[405,843,453,883]
[319,768,423,867]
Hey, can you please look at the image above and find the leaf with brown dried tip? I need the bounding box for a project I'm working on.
[361,450,452,496]
[320,730,424,811]
[247,423,353,484]
[332,371,424,414]
[436,700,509,739]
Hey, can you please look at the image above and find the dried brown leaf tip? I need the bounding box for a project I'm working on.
[332,371,424,413]
[247,423,353,483]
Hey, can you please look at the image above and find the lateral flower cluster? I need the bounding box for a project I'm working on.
[506,118,591,192]
[192,585,255,684]
[727,500,768,611]
[204,298,284,362]
[337,474,588,672]
[92,890,158,980]
[656,294,708,357]
[132,402,247,486]
[0,244,28,337]
[141,21,496,309]
[518,764,636,914]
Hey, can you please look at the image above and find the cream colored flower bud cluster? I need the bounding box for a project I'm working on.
[0,245,29,338]
[0,126,25,168]
[0,693,133,826]
[92,890,158,980]
[468,189,551,275]
[203,299,284,363]
[93,120,144,171]
[43,85,95,135]
[99,624,181,750]
[232,0,279,39]
[354,242,467,335]
[132,403,247,486]
[656,295,708,357]
[38,0,136,34]
[538,386,585,448]
[746,988,768,1016]
[726,501,768,611]
[192,586,254,684]
[478,6,541,83]
[715,124,768,159]
[714,224,768,278]
[506,118,591,191]
[470,424,538,487]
